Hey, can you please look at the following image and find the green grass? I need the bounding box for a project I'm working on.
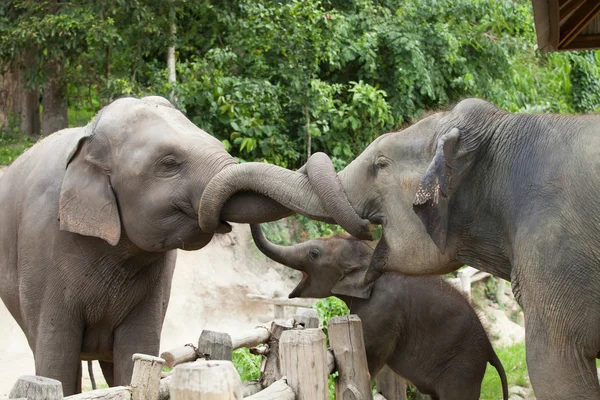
[0,135,35,165]
[480,342,529,400]
[232,347,261,382]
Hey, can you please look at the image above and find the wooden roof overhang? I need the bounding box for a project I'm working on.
[532,0,600,52]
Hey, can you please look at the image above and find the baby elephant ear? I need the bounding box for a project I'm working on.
[412,128,460,254]
[331,265,374,299]
[58,136,121,246]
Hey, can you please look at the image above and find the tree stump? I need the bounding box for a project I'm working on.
[375,365,406,400]
[131,353,165,400]
[9,375,63,400]
[328,315,372,400]
[260,320,293,387]
[294,308,319,328]
[198,330,233,361]
[170,360,242,400]
[279,328,328,400]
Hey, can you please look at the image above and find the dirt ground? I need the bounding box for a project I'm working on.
[0,164,528,398]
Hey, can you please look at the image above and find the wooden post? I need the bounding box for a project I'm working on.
[294,307,319,328]
[457,269,472,301]
[260,320,293,387]
[198,330,233,361]
[9,375,63,400]
[130,353,165,400]
[279,328,328,400]
[375,365,406,400]
[170,359,242,400]
[274,304,284,319]
[496,278,508,306]
[161,346,198,368]
[245,378,295,400]
[328,315,372,400]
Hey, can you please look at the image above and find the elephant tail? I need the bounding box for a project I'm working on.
[490,351,508,400]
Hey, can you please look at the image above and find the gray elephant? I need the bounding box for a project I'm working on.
[250,224,508,400]
[199,99,600,399]
[0,96,344,395]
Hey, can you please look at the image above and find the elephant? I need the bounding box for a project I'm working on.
[198,98,600,399]
[0,95,361,395]
[250,224,509,400]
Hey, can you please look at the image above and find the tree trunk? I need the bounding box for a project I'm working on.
[167,9,176,103]
[0,62,40,137]
[42,59,68,136]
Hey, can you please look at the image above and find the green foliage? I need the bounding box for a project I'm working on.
[232,347,261,382]
[0,114,36,165]
[6,0,599,169]
[480,342,529,400]
[570,52,600,113]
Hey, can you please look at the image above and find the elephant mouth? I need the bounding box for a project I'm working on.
[288,271,310,298]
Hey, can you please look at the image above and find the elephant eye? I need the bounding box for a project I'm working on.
[308,248,320,261]
[374,156,389,170]
[156,155,181,176]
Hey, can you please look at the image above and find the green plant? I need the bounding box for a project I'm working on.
[232,347,261,382]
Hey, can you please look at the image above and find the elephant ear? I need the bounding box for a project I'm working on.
[331,265,374,299]
[413,128,466,254]
[58,132,121,246]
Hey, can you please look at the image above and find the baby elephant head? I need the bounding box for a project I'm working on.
[250,225,375,299]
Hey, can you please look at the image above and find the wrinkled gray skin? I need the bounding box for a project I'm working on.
[0,96,347,395]
[200,98,600,399]
[250,225,508,400]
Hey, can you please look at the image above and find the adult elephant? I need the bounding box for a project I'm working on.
[0,96,365,395]
[199,98,600,399]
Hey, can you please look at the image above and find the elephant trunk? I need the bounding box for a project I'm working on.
[250,224,304,270]
[199,156,371,239]
[199,162,333,232]
[301,153,372,240]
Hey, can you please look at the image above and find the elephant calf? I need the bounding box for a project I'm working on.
[251,225,508,400]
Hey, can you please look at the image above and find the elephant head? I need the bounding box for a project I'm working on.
[57,95,307,252]
[199,98,507,280]
[250,224,374,299]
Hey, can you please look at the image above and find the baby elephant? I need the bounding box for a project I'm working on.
[251,225,508,400]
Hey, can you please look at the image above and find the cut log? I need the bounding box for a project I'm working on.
[158,376,171,400]
[232,324,271,350]
[294,308,319,328]
[242,381,262,397]
[64,386,132,399]
[161,346,198,368]
[328,315,372,400]
[327,349,336,374]
[244,378,295,400]
[279,328,328,400]
[130,353,165,400]
[260,320,293,387]
[9,375,63,400]
[170,360,242,400]
[375,366,406,400]
[198,330,233,361]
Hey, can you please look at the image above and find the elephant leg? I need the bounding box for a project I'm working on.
[525,324,600,399]
[99,361,115,387]
[34,317,83,396]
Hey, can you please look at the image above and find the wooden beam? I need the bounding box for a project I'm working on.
[549,0,561,49]
[560,0,586,22]
[532,0,554,51]
[559,0,570,7]
[560,1,600,48]
[562,34,600,50]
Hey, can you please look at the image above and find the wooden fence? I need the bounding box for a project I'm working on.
[8,267,503,400]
